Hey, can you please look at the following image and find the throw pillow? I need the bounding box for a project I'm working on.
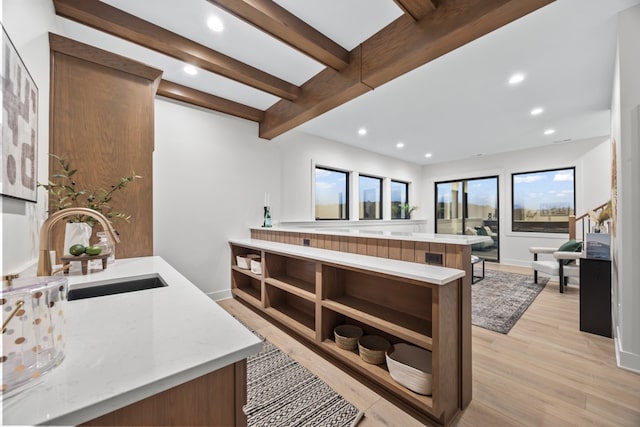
[557,240,583,265]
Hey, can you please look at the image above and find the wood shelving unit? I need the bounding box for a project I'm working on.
[321,297,433,350]
[230,241,465,426]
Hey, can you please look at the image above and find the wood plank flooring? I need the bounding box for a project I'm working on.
[218,263,640,426]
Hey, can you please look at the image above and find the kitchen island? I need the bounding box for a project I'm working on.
[230,238,467,426]
[2,256,262,426]
[250,227,486,412]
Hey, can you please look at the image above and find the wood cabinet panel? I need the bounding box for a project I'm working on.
[83,361,246,426]
[50,35,160,261]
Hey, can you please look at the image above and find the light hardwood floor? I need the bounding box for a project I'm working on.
[218,263,640,427]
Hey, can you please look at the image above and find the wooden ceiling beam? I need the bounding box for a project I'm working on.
[156,80,265,122]
[208,0,350,70]
[259,0,554,140]
[260,46,370,140]
[53,0,300,101]
[393,0,438,21]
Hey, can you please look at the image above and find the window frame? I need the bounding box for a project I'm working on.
[434,175,500,262]
[390,179,410,220]
[314,166,350,220]
[358,174,383,220]
[511,167,576,234]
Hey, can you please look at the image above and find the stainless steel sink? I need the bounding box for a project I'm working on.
[67,275,167,301]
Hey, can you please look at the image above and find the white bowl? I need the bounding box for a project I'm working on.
[386,343,433,395]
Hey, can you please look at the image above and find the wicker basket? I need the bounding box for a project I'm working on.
[334,325,363,350]
[358,335,390,365]
[386,343,433,395]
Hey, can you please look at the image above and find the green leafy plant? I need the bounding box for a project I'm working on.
[38,154,141,227]
[393,203,419,219]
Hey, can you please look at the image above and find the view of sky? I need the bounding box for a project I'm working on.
[513,169,574,211]
[315,168,346,206]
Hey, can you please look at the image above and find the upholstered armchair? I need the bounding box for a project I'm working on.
[530,240,583,293]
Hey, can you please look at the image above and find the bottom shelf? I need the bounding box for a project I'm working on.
[264,306,315,340]
[321,339,435,414]
[232,287,262,310]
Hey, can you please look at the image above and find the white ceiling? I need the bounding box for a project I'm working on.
[58,0,640,165]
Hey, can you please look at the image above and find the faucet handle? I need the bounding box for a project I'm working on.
[2,274,20,287]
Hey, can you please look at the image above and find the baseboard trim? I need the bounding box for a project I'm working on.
[615,326,640,374]
[500,258,531,268]
[209,289,232,301]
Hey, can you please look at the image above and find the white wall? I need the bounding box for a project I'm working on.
[153,100,425,298]
[611,4,640,373]
[153,98,281,300]
[275,131,423,222]
[1,0,58,276]
[420,137,610,267]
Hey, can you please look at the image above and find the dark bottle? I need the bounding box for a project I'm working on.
[263,206,272,227]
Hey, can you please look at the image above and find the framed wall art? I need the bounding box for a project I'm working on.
[1,24,38,202]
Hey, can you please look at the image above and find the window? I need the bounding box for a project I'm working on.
[512,167,575,233]
[391,180,409,219]
[315,167,349,220]
[435,176,499,261]
[359,175,382,220]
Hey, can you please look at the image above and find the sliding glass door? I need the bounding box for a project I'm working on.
[435,176,499,261]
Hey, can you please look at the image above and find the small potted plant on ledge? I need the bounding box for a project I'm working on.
[401,203,419,219]
[38,154,141,258]
[393,203,419,219]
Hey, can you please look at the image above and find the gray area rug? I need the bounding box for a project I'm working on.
[472,270,549,334]
[246,338,360,426]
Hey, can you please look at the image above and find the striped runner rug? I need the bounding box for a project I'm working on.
[245,338,361,426]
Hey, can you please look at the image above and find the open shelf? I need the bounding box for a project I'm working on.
[265,276,315,301]
[322,339,434,411]
[231,268,261,305]
[231,287,262,309]
[264,306,315,340]
[265,253,316,293]
[265,284,315,340]
[232,265,262,280]
[322,296,432,350]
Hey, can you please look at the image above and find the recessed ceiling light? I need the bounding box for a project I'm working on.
[396,142,404,148]
[424,153,432,158]
[530,107,544,115]
[544,129,556,135]
[508,73,525,85]
[183,65,198,75]
[358,128,367,136]
[207,16,224,32]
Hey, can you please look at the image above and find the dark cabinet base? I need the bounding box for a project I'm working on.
[579,258,612,338]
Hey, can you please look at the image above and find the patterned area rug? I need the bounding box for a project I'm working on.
[472,269,549,334]
[245,338,360,426]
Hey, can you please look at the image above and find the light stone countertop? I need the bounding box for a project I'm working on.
[2,256,262,426]
[230,238,465,285]
[250,226,493,245]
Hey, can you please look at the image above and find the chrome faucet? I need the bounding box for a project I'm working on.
[37,208,120,276]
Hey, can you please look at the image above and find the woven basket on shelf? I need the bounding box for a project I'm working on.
[358,335,390,365]
[334,325,363,350]
[386,343,433,395]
